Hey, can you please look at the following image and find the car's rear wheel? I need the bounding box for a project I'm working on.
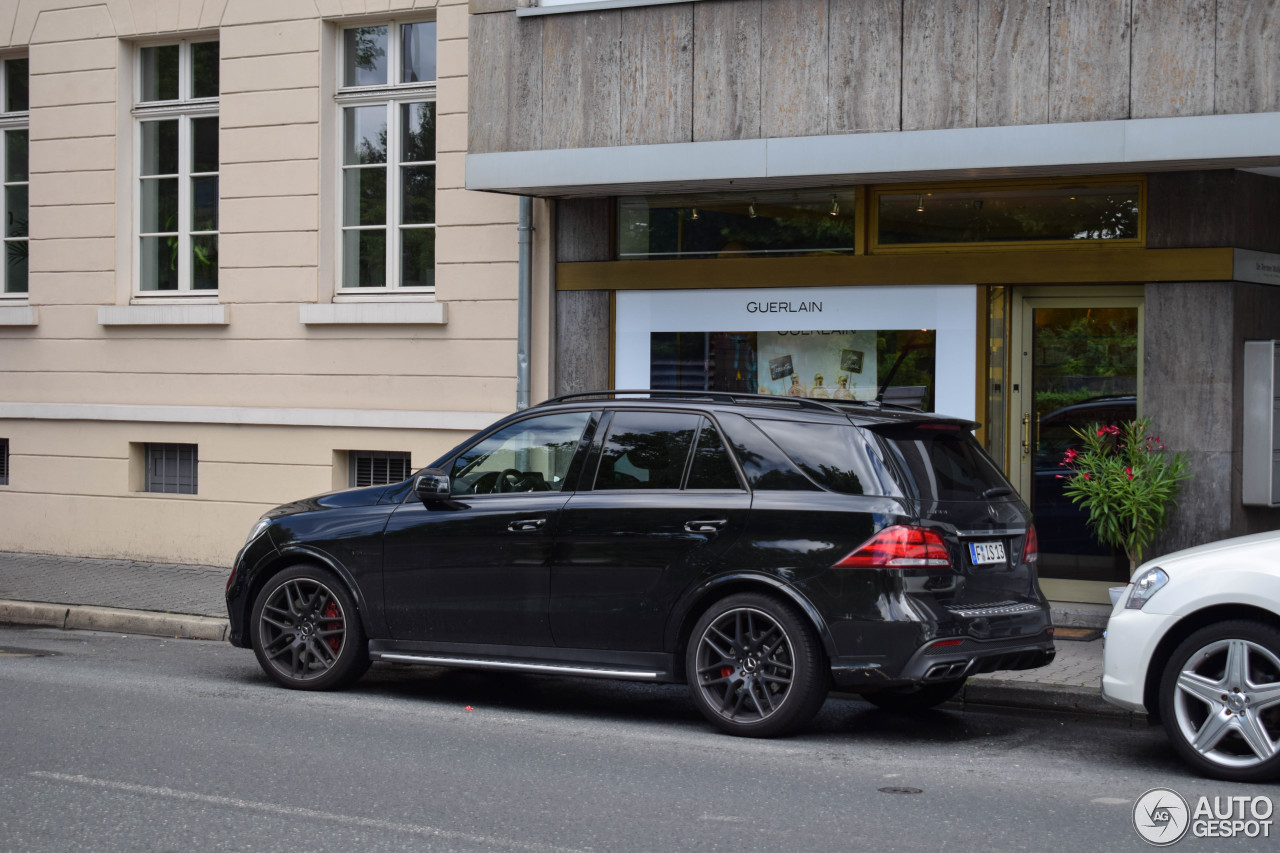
[1158,620,1280,782]
[250,564,370,690]
[686,593,827,737]
[863,678,966,712]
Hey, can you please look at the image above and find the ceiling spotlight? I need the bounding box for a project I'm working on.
[691,208,699,220]
[829,195,840,217]
[915,195,925,213]
[749,200,757,219]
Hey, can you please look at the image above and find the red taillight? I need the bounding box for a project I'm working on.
[1021,525,1039,565]
[833,525,953,569]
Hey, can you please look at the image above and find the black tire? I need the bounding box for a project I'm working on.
[863,679,966,712]
[685,592,828,737]
[1157,619,1280,783]
[249,564,370,691]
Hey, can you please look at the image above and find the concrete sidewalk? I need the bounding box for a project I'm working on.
[0,550,1122,718]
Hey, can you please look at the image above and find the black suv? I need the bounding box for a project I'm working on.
[226,391,1054,736]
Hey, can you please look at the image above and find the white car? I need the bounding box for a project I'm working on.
[1102,530,1280,781]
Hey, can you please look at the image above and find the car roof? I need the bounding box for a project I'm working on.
[533,390,977,430]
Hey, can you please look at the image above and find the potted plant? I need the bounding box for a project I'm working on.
[1058,417,1192,572]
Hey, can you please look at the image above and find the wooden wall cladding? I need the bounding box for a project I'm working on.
[469,0,1280,153]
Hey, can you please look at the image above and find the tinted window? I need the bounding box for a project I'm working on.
[714,412,818,492]
[876,424,1012,501]
[451,412,590,495]
[686,419,742,490]
[753,419,902,497]
[594,411,698,490]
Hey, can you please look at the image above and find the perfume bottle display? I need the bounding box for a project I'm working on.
[833,374,854,400]
[809,373,830,399]
[787,375,808,397]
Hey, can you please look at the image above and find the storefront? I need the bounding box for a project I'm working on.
[550,176,1280,605]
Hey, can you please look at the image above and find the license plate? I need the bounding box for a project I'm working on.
[968,541,1006,565]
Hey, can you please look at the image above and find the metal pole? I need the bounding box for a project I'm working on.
[516,196,533,410]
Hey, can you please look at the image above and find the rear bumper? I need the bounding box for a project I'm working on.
[831,632,1056,689]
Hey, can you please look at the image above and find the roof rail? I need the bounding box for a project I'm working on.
[536,389,920,414]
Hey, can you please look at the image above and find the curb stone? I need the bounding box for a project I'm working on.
[0,600,229,642]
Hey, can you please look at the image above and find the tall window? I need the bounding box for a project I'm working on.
[0,57,28,296]
[134,41,219,292]
[337,21,437,290]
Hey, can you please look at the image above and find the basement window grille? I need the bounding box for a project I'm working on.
[350,451,412,487]
[146,443,198,494]
[0,438,8,484]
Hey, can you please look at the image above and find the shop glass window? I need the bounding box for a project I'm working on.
[135,41,219,292]
[874,181,1141,249]
[338,21,437,290]
[650,329,937,411]
[1,57,28,296]
[618,189,857,260]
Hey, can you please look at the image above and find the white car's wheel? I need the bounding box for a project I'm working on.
[1158,620,1280,782]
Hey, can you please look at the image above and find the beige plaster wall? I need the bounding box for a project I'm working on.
[0,0,544,564]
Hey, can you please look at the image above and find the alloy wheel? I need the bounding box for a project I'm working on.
[257,577,348,682]
[1170,637,1280,771]
[693,606,796,725]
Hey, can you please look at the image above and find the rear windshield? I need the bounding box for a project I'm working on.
[874,424,1014,502]
[750,419,903,497]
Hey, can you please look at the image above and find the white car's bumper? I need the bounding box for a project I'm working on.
[1100,605,1175,713]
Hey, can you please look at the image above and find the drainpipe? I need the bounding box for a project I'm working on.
[516,196,533,410]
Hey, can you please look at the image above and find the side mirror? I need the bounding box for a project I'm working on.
[413,469,451,505]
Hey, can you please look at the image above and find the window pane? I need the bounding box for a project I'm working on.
[140,177,179,233]
[618,189,858,260]
[343,26,388,87]
[342,167,386,226]
[401,22,437,83]
[342,229,386,288]
[191,116,218,173]
[343,106,387,165]
[686,420,741,490]
[400,165,435,224]
[400,227,435,288]
[192,235,218,290]
[400,102,435,163]
[140,120,179,176]
[192,176,218,231]
[140,45,180,101]
[877,184,1141,245]
[5,129,27,182]
[5,58,28,112]
[139,236,178,291]
[5,240,27,293]
[595,411,699,491]
[6,184,27,238]
[450,412,591,495]
[191,41,219,98]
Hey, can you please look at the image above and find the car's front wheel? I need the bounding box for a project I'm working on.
[686,593,828,737]
[1158,620,1280,782]
[250,564,370,690]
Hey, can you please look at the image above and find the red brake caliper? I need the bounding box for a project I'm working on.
[720,666,733,679]
[322,601,341,653]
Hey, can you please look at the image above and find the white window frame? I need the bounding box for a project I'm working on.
[335,19,437,294]
[132,39,219,296]
[0,55,28,301]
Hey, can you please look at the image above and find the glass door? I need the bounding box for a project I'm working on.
[1009,289,1143,603]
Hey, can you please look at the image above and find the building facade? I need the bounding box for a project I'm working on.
[467,0,1280,603]
[0,0,555,565]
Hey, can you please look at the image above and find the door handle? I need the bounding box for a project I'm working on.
[508,518,547,532]
[684,519,728,533]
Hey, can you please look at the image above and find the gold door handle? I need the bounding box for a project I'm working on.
[1021,413,1031,459]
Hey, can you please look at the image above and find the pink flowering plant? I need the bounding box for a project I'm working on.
[1058,417,1192,570]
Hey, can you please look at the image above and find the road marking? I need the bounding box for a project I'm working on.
[29,772,591,853]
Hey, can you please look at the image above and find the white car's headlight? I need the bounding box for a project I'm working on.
[1126,567,1169,610]
[245,517,271,545]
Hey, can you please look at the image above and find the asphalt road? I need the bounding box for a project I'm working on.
[0,625,1274,853]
